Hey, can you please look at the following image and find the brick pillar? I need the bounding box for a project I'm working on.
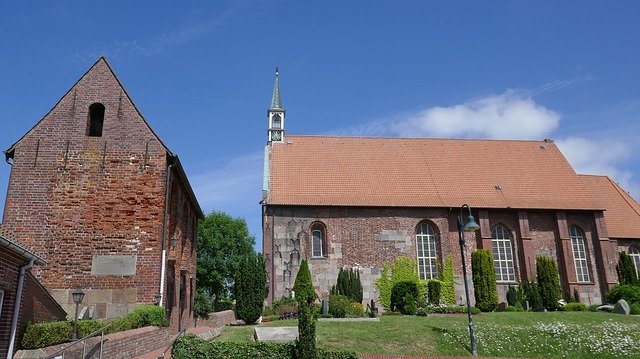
[478,210,492,250]
[592,211,618,293]
[517,211,535,281]
[555,211,575,293]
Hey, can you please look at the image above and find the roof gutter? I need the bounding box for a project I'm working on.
[6,258,35,359]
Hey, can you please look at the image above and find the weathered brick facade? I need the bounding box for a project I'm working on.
[263,205,619,307]
[2,57,202,332]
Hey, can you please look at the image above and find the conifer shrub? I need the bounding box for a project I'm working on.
[506,285,519,306]
[403,293,417,315]
[427,280,442,305]
[536,256,562,310]
[194,289,214,317]
[330,267,363,303]
[616,251,639,285]
[293,259,317,359]
[471,249,498,312]
[390,281,419,313]
[234,254,267,324]
[519,280,543,310]
[438,256,456,304]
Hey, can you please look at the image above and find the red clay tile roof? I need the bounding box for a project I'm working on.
[580,175,640,238]
[267,136,602,210]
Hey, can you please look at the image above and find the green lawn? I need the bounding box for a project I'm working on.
[215,312,640,358]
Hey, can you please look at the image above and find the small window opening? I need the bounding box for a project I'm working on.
[272,113,282,129]
[87,103,105,137]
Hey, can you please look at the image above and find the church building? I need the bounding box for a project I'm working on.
[2,57,202,332]
[261,69,640,307]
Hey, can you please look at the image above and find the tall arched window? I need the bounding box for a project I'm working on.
[492,225,515,282]
[416,222,438,280]
[630,247,640,277]
[272,113,282,129]
[569,226,590,282]
[87,103,105,137]
[310,222,326,258]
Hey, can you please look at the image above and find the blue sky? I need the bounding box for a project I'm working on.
[1,1,639,251]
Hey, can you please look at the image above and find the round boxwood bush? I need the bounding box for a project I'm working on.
[390,281,419,313]
[329,294,351,318]
[606,284,640,305]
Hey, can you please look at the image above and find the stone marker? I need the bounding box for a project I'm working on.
[254,326,298,342]
[497,301,508,311]
[614,299,630,315]
[322,299,328,315]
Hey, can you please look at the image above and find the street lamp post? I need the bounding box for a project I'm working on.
[71,289,85,341]
[457,204,480,356]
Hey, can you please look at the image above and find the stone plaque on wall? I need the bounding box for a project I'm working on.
[91,255,137,276]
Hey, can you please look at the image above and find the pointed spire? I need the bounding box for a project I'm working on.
[269,67,283,110]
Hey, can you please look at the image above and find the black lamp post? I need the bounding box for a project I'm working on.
[71,289,85,340]
[457,204,480,356]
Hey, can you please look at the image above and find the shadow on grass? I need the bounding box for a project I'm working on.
[429,326,472,355]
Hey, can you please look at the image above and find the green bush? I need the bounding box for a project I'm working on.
[588,304,600,312]
[77,320,104,337]
[416,307,428,316]
[235,254,267,324]
[563,302,587,311]
[506,286,519,306]
[427,280,442,305]
[375,256,420,310]
[438,256,456,305]
[505,306,516,312]
[214,299,234,312]
[404,293,417,315]
[293,259,316,359]
[128,304,168,328]
[328,294,351,318]
[330,267,363,304]
[630,303,640,315]
[194,289,214,317]
[606,284,640,305]
[420,304,481,315]
[107,315,135,333]
[471,249,498,312]
[536,256,562,310]
[21,321,72,349]
[519,280,543,310]
[173,334,358,359]
[390,281,419,313]
[617,252,639,285]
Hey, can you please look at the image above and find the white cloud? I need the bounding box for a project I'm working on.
[390,90,560,140]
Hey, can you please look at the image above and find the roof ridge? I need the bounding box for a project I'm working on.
[286,135,554,143]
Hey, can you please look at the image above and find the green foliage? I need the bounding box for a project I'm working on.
[616,251,639,285]
[506,286,519,306]
[416,307,428,316]
[606,284,640,304]
[21,321,72,349]
[197,211,256,304]
[128,304,169,327]
[173,334,358,359]
[519,280,543,310]
[328,294,351,318]
[294,259,317,359]
[348,302,365,318]
[404,293,417,315]
[375,256,420,310]
[77,320,104,337]
[107,315,135,333]
[471,249,498,312]
[264,296,298,319]
[194,288,214,317]
[214,299,234,312]
[390,281,419,313]
[588,304,600,312]
[563,302,587,311]
[419,305,481,315]
[572,289,580,303]
[505,306,516,312]
[438,256,456,304]
[427,280,442,305]
[235,253,267,324]
[536,256,562,310]
[330,268,363,303]
[630,303,640,315]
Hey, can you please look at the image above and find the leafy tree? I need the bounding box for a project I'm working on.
[234,253,267,324]
[196,211,256,305]
[536,256,562,310]
[293,260,316,359]
[616,251,639,285]
[194,288,213,318]
[471,249,498,312]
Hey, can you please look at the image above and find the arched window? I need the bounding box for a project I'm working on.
[569,226,590,282]
[310,222,326,258]
[630,247,640,277]
[492,225,515,282]
[272,113,282,129]
[87,103,105,137]
[416,222,438,280]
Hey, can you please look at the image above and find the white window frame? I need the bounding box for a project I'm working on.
[629,246,640,277]
[492,225,516,283]
[311,229,324,258]
[416,222,438,280]
[569,226,590,283]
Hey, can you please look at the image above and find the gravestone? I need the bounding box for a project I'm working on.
[497,301,508,311]
[322,299,328,315]
[614,299,630,315]
[254,327,298,342]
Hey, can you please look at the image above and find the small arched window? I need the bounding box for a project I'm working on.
[310,222,326,258]
[569,226,590,283]
[630,247,640,277]
[416,222,438,280]
[272,113,282,129]
[492,225,515,282]
[87,103,105,137]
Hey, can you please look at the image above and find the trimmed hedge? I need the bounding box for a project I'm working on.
[21,321,72,349]
[390,281,419,314]
[606,284,640,305]
[173,334,358,359]
[562,302,587,311]
[471,249,498,312]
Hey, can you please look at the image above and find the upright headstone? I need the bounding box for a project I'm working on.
[322,299,328,315]
[614,299,631,315]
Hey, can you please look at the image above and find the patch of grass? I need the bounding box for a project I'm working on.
[215,312,640,358]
